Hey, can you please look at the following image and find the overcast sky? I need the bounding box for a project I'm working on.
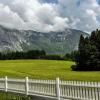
[0,0,100,32]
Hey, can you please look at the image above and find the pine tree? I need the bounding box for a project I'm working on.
[72,29,100,71]
[78,35,87,67]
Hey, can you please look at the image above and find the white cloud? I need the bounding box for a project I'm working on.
[56,0,100,32]
[0,3,26,29]
[0,0,100,32]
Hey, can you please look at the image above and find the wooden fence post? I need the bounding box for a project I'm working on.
[5,76,8,92]
[56,77,60,100]
[25,77,29,95]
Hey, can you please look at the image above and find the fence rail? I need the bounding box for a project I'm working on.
[0,76,100,100]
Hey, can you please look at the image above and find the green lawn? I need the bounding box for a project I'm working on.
[0,60,99,81]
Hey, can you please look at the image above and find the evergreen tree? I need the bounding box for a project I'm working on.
[78,35,87,67]
[72,29,100,71]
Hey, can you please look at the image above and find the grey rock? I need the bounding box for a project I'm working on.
[0,25,89,54]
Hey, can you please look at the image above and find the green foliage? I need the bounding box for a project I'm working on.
[0,50,46,60]
[64,51,78,61]
[72,29,100,71]
[0,50,64,60]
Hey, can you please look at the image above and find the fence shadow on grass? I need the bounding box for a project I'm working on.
[0,92,31,100]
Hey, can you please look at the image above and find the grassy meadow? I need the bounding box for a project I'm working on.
[0,60,99,81]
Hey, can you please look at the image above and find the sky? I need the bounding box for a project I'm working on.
[0,0,100,33]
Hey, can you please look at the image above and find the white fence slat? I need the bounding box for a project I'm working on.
[98,82,100,100]
[69,81,72,97]
[74,81,77,98]
[64,81,67,97]
[56,78,60,100]
[0,76,100,100]
[91,82,94,99]
[82,82,85,99]
[79,81,82,99]
[25,77,29,95]
[5,76,8,92]
[95,82,99,100]
[72,81,75,98]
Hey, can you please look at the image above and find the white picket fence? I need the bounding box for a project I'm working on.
[0,76,100,100]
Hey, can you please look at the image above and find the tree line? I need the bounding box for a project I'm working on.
[0,50,46,60]
[0,50,64,60]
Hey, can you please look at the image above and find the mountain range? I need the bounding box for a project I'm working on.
[0,25,89,54]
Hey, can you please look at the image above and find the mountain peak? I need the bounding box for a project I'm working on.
[0,25,89,54]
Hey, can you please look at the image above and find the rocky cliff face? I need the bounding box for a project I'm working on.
[0,25,88,54]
